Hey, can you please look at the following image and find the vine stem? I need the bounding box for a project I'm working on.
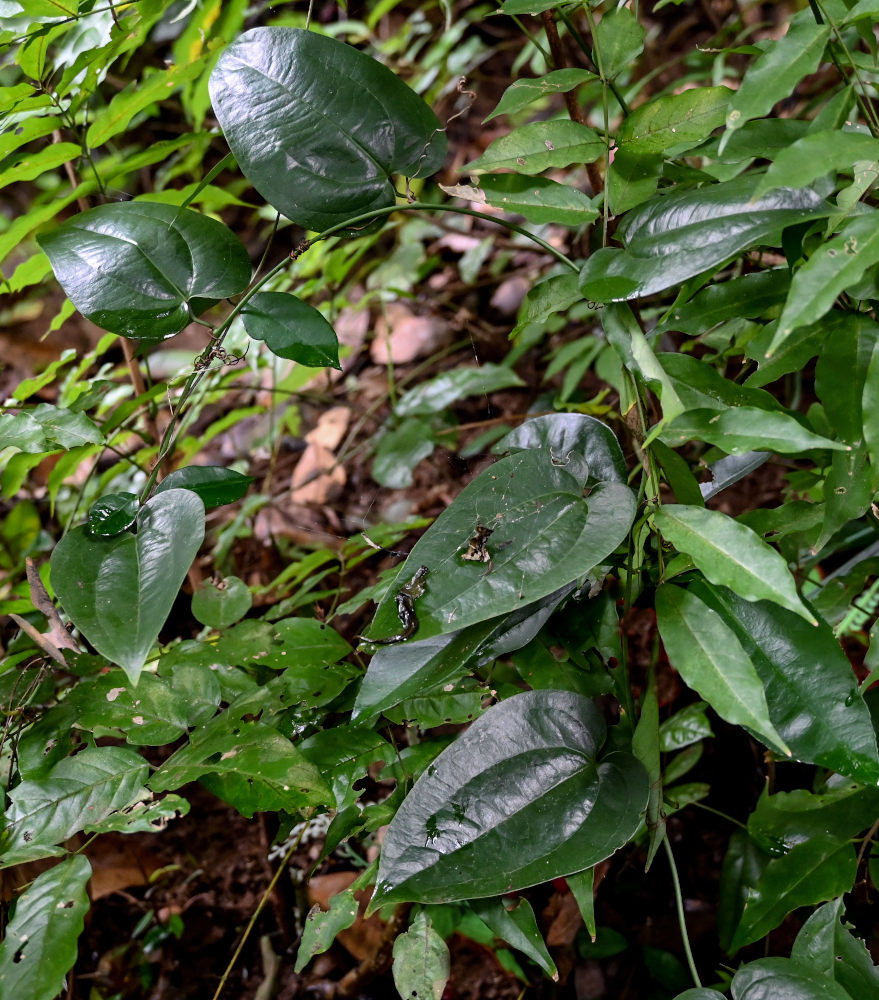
[663,836,702,989]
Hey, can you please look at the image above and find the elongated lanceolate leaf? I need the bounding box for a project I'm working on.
[464,120,604,174]
[731,957,854,1000]
[618,86,731,154]
[662,406,846,456]
[241,291,340,368]
[752,130,879,199]
[0,856,91,1000]
[154,466,254,508]
[484,69,596,123]
[371,690,648,906]
[441,175,598,226]
[579,177,829,302]
[655,585,789,755]
[38,202,252,339]
[209,27,446,232]
[365,449,635,641]
[655,505,815,624]
[50,489,205,683]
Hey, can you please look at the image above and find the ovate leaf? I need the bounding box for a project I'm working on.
[209,27,446,231]
[241,291,340,368]
[752,130,879,199]
[50,489,205,684]
[731,957,855,1000]
[441,174,598,226]
[191,575,252,629]
[38,202,252,339]
[154,466,253,507]
[618,86,731,154]
[662,406,846,455]
[371,690,648,906]
[0,856,91,1000]
[464,120,604,174]
[484,69,596,122]
[395,363,524,417]
[392,911,450,1000]
[87,492,139,536]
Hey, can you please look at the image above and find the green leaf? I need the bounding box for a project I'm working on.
[85,793,190,834]
[662,406,847,456]
[658,269,790,336]
[1,746,147,865]
[367,450,635,640]
[191,575,252,629]
[494,413,627,485]
[470,897,557,978]
[659,353,785,414]
[87,492,139,537]
[792,898,879,996]
[593,6,645,80]
[815,314,879,446]
[655,506,815,624]
[371,690,648,906]
[294,890,360,973]
[38,202,252,339]
[0,411,51,453]
[149,715,331,817]
[749,784,879,854]
[241,292,340,368]
[392,911,450,1000]
[769,212,879,353]
[606,148,663,214]
[655,585,789,755]
[632,667,665,869]
[0,141,82,188]
[154,466,254,507]
[484,69,596,122]
[579,177,829,302]
[658,702,714,752]
[299,727,395,811]
[209,27,446,232]
[672,992,726,1000]
[753,130,879,199]
[0,856,91,1000]
[441,174,599,226]
[720,21,831,150]
[216,616,351,672]
[464,120,604,174]
[618,87,731,154]
[395,363,524,417]
[31,403,104,448]
[372,418,437,489]
[865,333,879,480]
[732,957,856,1000]
[50,489,205,684]
[566,869,597,940]
[695,583,879,784]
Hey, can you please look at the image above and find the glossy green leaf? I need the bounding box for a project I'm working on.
[0,141,81,189]
[470,897,557,978]
[720,21,831,149]
[392,911,450,1000]
[494,413,627,484]
[730,837,857,952]
[745,319,826,388]
[371,690,648,906]
[659,269,790,336]
[299,727,395,811]
[0,856,91,1000]
[749,784,879,854]
[672,991,726,1000]
[396,363,524,417]
[695,583,879,783]
[792,898,879,996]
[191,575,252,629]
[566,869,597,940]
[87,492,139,537]
[655,506,815,624]
[149,716,331,817]
[295,890,359,973]
[662,406,847,456]
[699,452,770,502]
[658,701,714,752]
[241,291,340,369]
[864,335,879,480]
[1,746,147,865]
[753,130,879,199]
[209,27,446,231]
[499,0,574,13]
[372,417,436,488]
[606,148,663,215]
[579,178,829,302]
[632,667,664,868]
[50,489,205,684]
[594,6,645,80]
[484,69,596,122]
[732,957,854,999]
[441,174,599,226]
[38,202,252,339]
[618,87,731,154]
[366,450,635,641]
[464,120,604,174]
[31,403,104,448]
[815,314,879,446]
[154,466,254,507]
[659,353,784,414]
[656,585,788,754]
[0,411,53,453]
[770,212,879,353]
[817,447,873,551]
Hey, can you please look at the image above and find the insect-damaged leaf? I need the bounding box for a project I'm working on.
[371,690,647,906]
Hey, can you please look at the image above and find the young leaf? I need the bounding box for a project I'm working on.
[38,202,252,339]
[0,856,91,1000]
[392,911,450,1000]
[371,690,648,907]
[209,27,447,231]
[241,292,341,369]
[719,20,831,151]
[484,69,596,122]
[654,505,816,624]
[617,86,731,155]
[464,120,604,174]
[655,585,789,755]
[50,488,205,684]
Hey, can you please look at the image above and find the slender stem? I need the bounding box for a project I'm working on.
[663,836,701,989]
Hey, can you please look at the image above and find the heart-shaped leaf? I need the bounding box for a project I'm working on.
[209,27,447,232]
[50,489,205,683]
[241,291,340,368]
[371,689,648,906]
